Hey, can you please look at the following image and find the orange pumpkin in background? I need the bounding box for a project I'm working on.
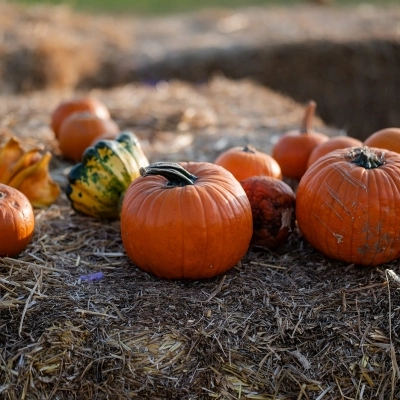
[58,112,120,162]
[0,184,35,257]
[297,146,400,266]
[307,135,363,168]
[51,97,111,138]
[90,131,120,146]
[364,127,400,153]
[121,161,253,280]
[272,100,329,179]
[214,145,282,181]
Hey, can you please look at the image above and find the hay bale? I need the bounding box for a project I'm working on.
[0,75,399,399]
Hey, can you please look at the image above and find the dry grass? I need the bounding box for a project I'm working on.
[1,205,400,399]
[0,76,399,399]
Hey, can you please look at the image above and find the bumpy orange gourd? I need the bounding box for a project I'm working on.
[297,146,400,266]
[0,184,35,257]
[214,145,282,181]
[58,112,120,162]
[364,127,400,153]
[272,101,329,179]
[240,176,295,250]
[51,97,110,138]
[121,162,253,279]
[307,135,363,168]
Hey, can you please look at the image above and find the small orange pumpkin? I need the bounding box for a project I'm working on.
[58,112,120,162]
[51,97,111,138]
[272,100,329,179]
[214,145,282,181]
[240,176,295,250]
[120,162,253,279]
[364,127,400,153]
[0,184,35,257]
[307,135,363,168]
[297,146,400,266]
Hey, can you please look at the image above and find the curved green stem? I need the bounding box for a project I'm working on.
[346,147,385,169]
[140,162,198,187]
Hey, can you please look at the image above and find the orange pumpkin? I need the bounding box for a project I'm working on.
[307,135,363,168]
[58,112,120,162]
[297,146,400,266]
[51,97,110,138]
[0,184,35,257]
[240,176,295,250]
[214,145,282,181]
[121,162,253,279]
[90,131,119,146]
[272,100,329,179]
[364,127,400,153]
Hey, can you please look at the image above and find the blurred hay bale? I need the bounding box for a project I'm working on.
[0,2,134,92]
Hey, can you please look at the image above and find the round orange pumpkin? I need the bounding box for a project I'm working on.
[51,97,111,138]
[90,131,119,146]
[364,127,400,153]
[240,176,295,250]
[272,100,329,179]
[307,135,363,168]
[120,162,253,279]
[214,145,282,181]
[0,184,35,257]
[58,112,120,162]
[297,146,400,266]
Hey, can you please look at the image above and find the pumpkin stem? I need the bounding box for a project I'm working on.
[243,145,256,154]
[346,147,385,169]
[140,162,198,187]
[300,100,316,134]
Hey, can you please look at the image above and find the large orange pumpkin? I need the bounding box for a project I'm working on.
[272,101,329,179]
[297,147,400,266]
[307,135,363,168]
[121,162,253,279]
[51,97,111,138]
[0,184,35,257]
[214,145,282,181]
[58,112,120,162]
[364,127,400,153]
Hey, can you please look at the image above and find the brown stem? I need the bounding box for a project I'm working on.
[243,145,256,154]
[300,100,317,134]
[346,147,385,169]
[140,162,198,187]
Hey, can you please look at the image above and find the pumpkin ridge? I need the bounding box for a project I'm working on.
[194,187,210,280]
[199,185,226,278]
[207,181,250,276]
[371,168,396,263]
[125,183,169,276]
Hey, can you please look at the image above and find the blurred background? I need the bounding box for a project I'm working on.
[2,0,400,139]
[11,0,400,15]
